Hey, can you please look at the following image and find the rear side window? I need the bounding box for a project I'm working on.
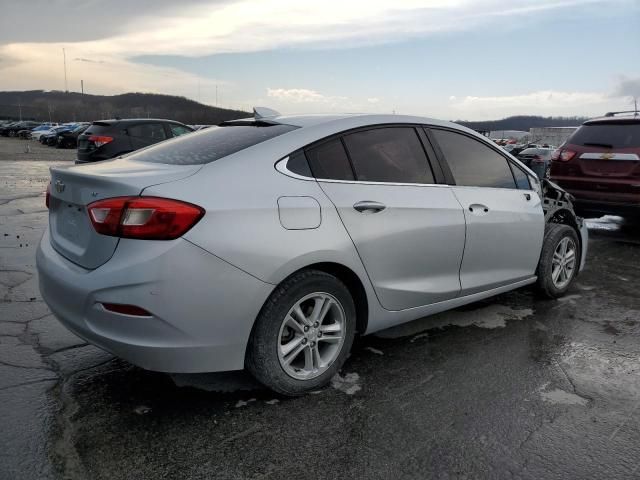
[132,124,298,165]
[306,138,354,181]
[128,123,167,141]
[342,127,434,184]
[286,150,313,177]
[431,129,516,189]
[511,164,531,190]
[170,124,193,137]
[567,123,640,149]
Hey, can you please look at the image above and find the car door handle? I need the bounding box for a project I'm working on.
[468,204,489,214]
[524,193,531,201]
[353,201,386,213]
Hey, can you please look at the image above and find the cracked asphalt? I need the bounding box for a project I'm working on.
[1,137,639,479]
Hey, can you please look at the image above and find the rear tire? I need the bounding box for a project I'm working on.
[246,270,356,396]
[536,224,580,298]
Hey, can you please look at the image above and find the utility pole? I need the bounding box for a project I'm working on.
[215,84,218,107]
[18,98,22,121]
[63,48,68,92]
[81,79,84,95]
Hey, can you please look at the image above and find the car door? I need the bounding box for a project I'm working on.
[127,122,168,150]
[308,126,466,311]
[428,127,544,296]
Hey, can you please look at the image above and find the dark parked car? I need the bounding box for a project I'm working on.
[42,125,77,146]
[56,124,89,149]
[76,119,194,163]
[0,121,40,137]
[517,147,555,179]
[550,112,640,218]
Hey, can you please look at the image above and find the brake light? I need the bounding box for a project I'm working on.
[88,135,114,148]
[559,150,576,162]
[45,183,50,209]
[87,196,204,240]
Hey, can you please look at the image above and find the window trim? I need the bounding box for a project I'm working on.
[276,123,444,187]
[426,126,534,191]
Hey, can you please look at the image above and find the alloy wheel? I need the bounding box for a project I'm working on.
[277,292,346,380]
[551,236,576,289]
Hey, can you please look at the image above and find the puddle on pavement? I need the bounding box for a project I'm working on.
[375,303,533,339]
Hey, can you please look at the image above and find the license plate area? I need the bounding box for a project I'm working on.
[580,160,636,177]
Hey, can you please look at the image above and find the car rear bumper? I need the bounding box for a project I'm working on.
[36,228,274,373]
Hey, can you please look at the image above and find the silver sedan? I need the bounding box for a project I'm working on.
[37,109,587,395]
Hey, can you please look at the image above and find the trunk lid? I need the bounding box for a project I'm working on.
[48,157,201,269]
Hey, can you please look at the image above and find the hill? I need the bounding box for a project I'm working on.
[456,115,588,132]
[0,90,249,125]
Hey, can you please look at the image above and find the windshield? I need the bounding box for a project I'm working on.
[132,123,298,165]
[568,123,640,149]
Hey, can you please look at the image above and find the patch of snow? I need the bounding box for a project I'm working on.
[410,332,429,343]
[331,372,361,395]
[134,405,151,415]
[265,399,279,405]
[557,294,582,302]
[364,347,383,355]
[234,398,256,408]
[376,304,533,339]
[540,388,588,406]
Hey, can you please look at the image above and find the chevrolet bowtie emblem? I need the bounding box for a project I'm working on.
[54,180,65,193]
[600,153,614,160]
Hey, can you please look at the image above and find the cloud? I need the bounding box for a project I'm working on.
[367,97,381,104]
[611,76,640,99]
[267,88,346,104]
[448,89,627,118]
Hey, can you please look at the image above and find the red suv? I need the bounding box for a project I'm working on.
[550,112,640,217]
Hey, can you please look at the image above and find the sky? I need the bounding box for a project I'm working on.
[0,0,639,120]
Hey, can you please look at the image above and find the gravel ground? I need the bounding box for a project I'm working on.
[1,136,639,479]
[0,136,76,162]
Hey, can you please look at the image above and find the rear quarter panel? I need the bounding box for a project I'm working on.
[140,142,374,291]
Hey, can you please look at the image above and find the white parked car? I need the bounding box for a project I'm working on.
[37,109,587,395]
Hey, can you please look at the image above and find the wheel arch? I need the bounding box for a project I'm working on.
[261,261,370,335]
[546,208,583,267]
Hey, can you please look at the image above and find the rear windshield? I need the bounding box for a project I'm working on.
[567,123,640,149]
[130,124,298,165]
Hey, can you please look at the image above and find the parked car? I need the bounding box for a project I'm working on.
[29,124,60,141]
[517,147,555,179]
[37,110,587,395]
[0,121,40,137]
[509,143,540,157]
[76,118,194,163]
[56,124,89,149]
[550,111,640,217]
[42,125,78,146]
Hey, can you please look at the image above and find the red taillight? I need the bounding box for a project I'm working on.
[101,303,152,316]
[88,135,114,148]
[87,196,204,240]
[45,183,50,209]
[554,149,577,162]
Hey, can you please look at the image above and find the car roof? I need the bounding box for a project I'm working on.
[584,114,640,125]
[93,118,189,125]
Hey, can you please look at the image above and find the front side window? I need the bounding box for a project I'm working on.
[431,129,516,189]
[305,138,354,181]
[342,127,434,184]
[128,123,167,141]
[511,164,531,190]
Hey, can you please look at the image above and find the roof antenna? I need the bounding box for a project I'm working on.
[253,107,280,119]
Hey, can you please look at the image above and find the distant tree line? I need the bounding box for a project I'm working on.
[456,115,589,132]
[0,90,249,125]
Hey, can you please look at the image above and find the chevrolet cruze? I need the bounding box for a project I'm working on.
[37,109,587,395]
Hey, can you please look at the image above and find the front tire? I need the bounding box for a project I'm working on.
[246,270,356,396]
[536,224,580,298]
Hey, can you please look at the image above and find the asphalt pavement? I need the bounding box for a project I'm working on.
[1,138,639,479]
